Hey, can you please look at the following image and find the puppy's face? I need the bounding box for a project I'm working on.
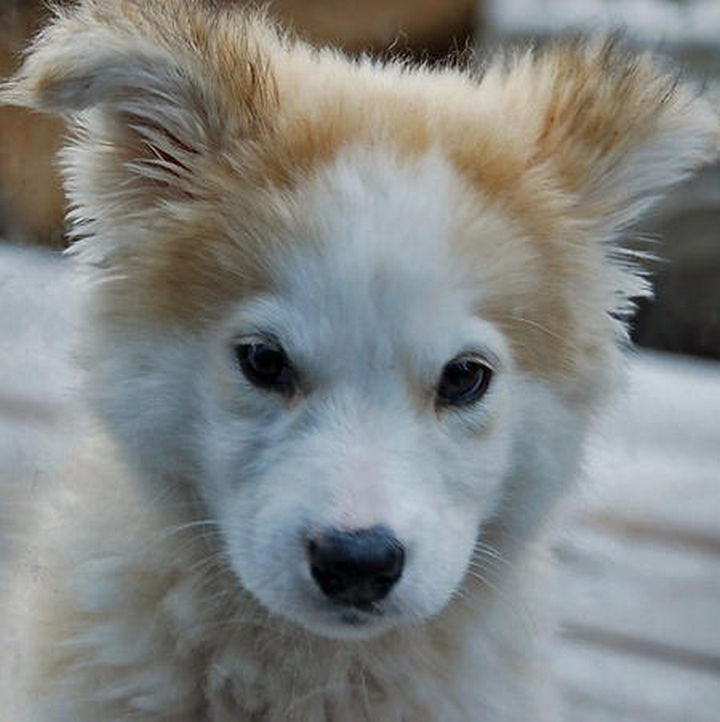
[196,151,515,637]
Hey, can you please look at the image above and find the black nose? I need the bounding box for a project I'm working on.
[307,526,405,609]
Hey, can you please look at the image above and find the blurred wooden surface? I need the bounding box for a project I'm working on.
[0,2,66,247]
[554,351,720,720]
[266,0,478,56]
[1,245,719,719]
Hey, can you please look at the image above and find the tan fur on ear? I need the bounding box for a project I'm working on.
[459,36,720,234]
[1,0,279,208]
[536,38,718,222]
[3,0,279,125]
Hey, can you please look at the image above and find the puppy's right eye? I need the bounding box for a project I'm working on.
[436,356,493,408]
[235,341,295,394]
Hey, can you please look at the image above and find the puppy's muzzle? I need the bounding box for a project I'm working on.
[307,526,405,609]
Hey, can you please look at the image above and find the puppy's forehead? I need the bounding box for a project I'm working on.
[265,147,483,359]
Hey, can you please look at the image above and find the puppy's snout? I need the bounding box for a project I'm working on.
[307,526,405,608]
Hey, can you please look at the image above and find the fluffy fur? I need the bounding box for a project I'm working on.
[1,1,718,720]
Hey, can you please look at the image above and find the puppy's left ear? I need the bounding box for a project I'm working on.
[0,1,278,217]
[492,37,720,234]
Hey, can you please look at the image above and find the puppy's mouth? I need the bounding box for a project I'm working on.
[333,596,386,623]
[297,594,399,639]
[337,607,377,627]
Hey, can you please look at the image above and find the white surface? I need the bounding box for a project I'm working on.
[558,641,720,722]
[0,244,81,405]
[582,351,720,535]
[487,0,720,45]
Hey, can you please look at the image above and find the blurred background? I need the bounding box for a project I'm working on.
[0,1,718,720]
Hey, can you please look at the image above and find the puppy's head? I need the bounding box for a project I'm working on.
[5,1,717,638]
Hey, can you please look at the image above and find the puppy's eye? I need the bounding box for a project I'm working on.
[436,356,492,408]
[235,341,295,394]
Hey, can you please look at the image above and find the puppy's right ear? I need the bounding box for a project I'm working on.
[1,1,278,214]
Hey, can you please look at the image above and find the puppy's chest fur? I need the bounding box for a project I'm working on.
[7,435,548,722]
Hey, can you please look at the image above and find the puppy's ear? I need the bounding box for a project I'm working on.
[494,37,719,234]
[1,0,278,215]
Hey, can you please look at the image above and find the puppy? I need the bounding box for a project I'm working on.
[1,1,717,720]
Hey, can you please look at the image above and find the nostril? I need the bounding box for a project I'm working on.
[307,526,405,608]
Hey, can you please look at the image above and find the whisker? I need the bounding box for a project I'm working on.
[157,519,222,542]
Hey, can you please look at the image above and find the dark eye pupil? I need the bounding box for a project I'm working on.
[437,358,491,407]
[236,342,294,393]
[250,345,284,377]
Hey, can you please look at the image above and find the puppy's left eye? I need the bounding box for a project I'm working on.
[235,341,295,394]
[436,356,493,408]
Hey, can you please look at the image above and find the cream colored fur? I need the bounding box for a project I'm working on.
[1,1,718,720]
